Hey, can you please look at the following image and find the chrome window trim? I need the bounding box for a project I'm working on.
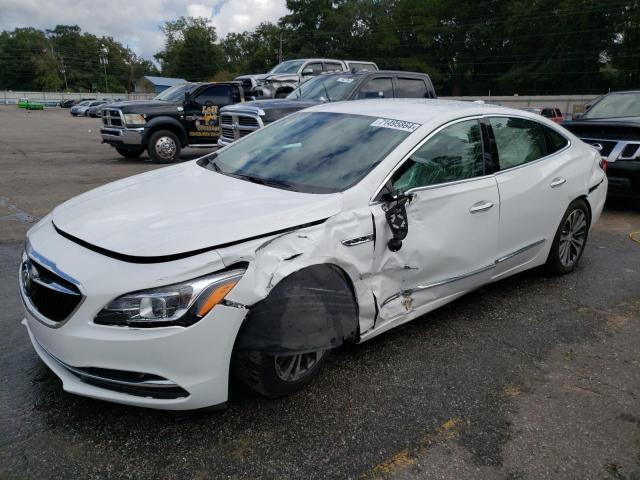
[370,113,573,204]
[20,240,86,329]
[370,115,485,204]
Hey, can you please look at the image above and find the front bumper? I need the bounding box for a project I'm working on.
[100,127,144,148]
[607,161,640,199]
[20,219,249,410]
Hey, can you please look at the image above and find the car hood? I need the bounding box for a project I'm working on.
[235,73,271,82]
[51,162,342,259]
[222,99,320,123]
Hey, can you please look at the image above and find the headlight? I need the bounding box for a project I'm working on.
[94,269,245,328]
[123,113,146,126]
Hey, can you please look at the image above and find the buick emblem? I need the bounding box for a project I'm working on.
[21,260,37,297]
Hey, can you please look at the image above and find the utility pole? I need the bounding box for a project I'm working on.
[278,31,283,63]
[60,56,68,91]
[100,44,109,92]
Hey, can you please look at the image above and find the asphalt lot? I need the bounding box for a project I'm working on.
[1,105,640,479]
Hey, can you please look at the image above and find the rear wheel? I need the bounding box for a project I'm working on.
[546,199,590,275]
[115,147,144,159]
[233,349,328,398]
[147,130,181,163]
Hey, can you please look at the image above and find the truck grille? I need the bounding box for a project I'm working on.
[102,109,123,127]
[220,113,262,144]
[580,138,640,161]
[21,256,83,324]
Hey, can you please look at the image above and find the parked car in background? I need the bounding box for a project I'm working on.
[235,58,378,99]
[17,98,44,110]
[562,90,640,201]
[86,102,109,117]
[522,107,563,123]
[100,81,246,163]
[70,100,105,116]
[20,100,606,410]
[218,70,435,146]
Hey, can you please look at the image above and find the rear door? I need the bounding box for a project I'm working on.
[184,84,235,144]
[487,116,575,279]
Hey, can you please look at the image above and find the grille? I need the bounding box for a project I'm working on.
[582,139,617,157]
[221,126,234,138]
[221,114,233,126]
[238,116,259,127]
[21,258,82,323]
[621,143,639,158]
[102,109,123,127]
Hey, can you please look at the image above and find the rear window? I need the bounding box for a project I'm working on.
[396,78,430,98]
[544,126,569,154]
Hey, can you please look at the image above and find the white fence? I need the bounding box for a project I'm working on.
[1,91,155,106]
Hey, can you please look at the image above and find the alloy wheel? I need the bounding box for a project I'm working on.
[274,351,325,382]
[558,209,587,267]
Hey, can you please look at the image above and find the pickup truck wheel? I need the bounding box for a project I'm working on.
[115,147,144,159]
[233,349,328,398]
[148,130,181,163]
[546,199,590,275]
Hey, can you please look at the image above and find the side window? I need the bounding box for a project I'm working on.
[555,108,562,117]
[302,62,323,76]
[395,78,429,98]
[357,77,394,99]
[489,117,547,170]
[323,62,343,73]
[194,85,233,106]
[544,126,569,154]
[391,120,484,191]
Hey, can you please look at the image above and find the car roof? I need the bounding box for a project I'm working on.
[307,98,535,124]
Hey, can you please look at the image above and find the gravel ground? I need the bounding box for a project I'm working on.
[1,106,639,480]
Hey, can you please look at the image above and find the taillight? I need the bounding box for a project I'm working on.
[599,158,608,173]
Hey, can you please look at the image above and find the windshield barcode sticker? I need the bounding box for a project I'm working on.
[370,118,421,132]
[336,77,355,83]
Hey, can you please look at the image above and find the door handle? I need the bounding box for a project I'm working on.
[550,177,566,188]
[469,201,494,214]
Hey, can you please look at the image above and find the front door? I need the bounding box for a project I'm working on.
[184,84,234,144]
[369,118,500,326]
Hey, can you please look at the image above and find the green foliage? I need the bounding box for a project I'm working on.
[1,1,638,94]
[0,24,158,92]
[155,17,224,81]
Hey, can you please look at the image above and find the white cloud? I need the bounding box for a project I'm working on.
[0,0,288,60]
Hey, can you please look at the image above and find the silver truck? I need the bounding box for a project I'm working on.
[235,58,378,99]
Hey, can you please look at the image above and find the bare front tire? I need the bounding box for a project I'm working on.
[546,198,590,275]
[148,130,181,163]
[233,349,328,398]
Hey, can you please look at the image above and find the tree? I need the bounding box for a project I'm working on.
[155,16,223,80]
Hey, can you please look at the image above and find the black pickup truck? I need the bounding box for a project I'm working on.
[100,81,245,163]
[218,70,436,146]
[562,91,640,201]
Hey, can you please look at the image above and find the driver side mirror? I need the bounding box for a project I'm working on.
[302,67,314,76]
[380,185,413,252]
[184,91,193,104]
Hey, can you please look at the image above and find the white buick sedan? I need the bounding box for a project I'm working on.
[20,100,607,410]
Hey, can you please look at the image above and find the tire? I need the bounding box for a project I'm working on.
[115,147,144,159]
[147,129,181,164]
[545,198,590,275]
[233,349,329,398]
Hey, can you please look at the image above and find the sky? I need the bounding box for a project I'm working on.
[0,0,289,60]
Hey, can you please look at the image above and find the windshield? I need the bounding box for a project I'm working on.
[287,75,357,102]
[154,83,191,102]
[199,112,415,193]
[269,60,305,74]
[583,92,640,119]
[78,101,91,106]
